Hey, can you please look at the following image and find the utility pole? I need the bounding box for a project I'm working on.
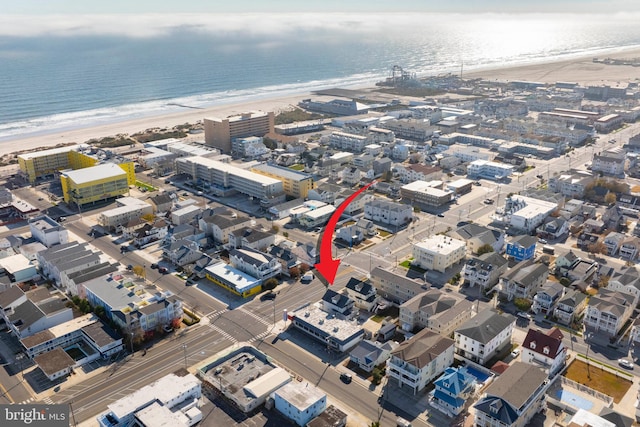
[182,344,188,369]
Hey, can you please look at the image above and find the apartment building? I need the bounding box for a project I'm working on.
[363,199,413,227]
[592,149,627,177]
[250,163,315,199]
[370,267,428,305]
[462,252,508,291]
[175,156,285,204]
[401,181,454,208]
[454,309,516,366]
[399,290,474,336]
[60,163,134,206]
[548,170,595,198]
[584,288,635,336]
[229,248,281,282]
[412,235,466,273]
[18,144,82,183]
[204,111,274,154]
[28,215,68,248]
[500,259,549,301]
[466,160,513,180]
[387,328,455,395]
[97,197,153,231]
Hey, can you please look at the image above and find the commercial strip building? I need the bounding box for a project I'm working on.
[204,262,263,298]
[289,304,364,352]
[97,373,203,427]
[175,156,285,205]
[204,111,275,154]
[401,180,454,208]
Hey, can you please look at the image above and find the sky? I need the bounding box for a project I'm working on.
[3,0,640,14]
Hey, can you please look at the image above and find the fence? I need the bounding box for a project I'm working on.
[559,376,614,407]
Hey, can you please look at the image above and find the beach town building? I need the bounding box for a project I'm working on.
[462,252,509,292]
[229,248,281,282]
[466,159,513,181]
[412,235,466,273]
[521,327,566,377]
[37,242,103,287]
[548,170,595,198]
[343,277,378,311]
[250,163,316,199]
[447,223,505,255]
[401,180,454,208]
[204,261,262,298]
[349,340,397,373]
[0,253,38,283]
[370,267,427,305]
[505,235,537,262]
[60,163,134,206]
[454,309,516,366]
[607,266,640,303]
[198,212,252,244]
[378,118,437,142]
[272,381,327,427]
[231,136,269,159]
[17,144,85,183]
[583,288,635,336]
[386,328,455,395]
[500,259,549,301]
[363,199,413,227]
[553,289,587,326]
[97,373,202,427]
[97,197,153,232]
[399,289,474,336]
[503,195,558,233]
[531,281,565,315]
[3,288,73,339]
[175,156,285,205]
[430,367,476,417]
[83,274,183,336]
[591,148,627,177]
[473,362,548,427]
[289,304,364,353]
[28,215,68,248]
[204,111,274,154]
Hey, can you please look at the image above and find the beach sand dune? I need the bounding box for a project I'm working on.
[4,48,640,158]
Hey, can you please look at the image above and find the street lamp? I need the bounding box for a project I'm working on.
[182,344,188,369]
[128,331,134,355]
[585,332,593,379]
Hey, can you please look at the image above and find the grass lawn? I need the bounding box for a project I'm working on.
[565,359,632,403]
[289,164,304,171]
[370,314,385,323]
[399,260,412,268]
[378,229,391,237]
[134,180,158,191]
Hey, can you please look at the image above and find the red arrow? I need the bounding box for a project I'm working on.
[314,181,376,285]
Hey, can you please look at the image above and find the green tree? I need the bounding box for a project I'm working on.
[513,298,532,312]
[413,206,421,213]
[604,192,617,205]
[477,244,494,255]
[93,305,106,319]
[263,278,279,290]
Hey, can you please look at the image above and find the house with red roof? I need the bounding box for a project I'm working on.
[521,327,566,377]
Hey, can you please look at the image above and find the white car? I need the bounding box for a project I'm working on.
[619,359,634,369]
[510,348,520,358]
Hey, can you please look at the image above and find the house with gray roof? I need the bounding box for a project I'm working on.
[399,289,474,336]
[370,267,428,305]
[454,309,516,366]
[607,265,640,305]
[36,242,103,286]
[349,340,397,373]
[229,248,281,282]
[61,262,120,298]
[198,213,252,244]
[500,259,549,301]
[531,281,565,315]
[163,239,204,267]
[148,193,173,213]
[474,362,548,427]
[584,288,635,336]
[320,289,355,319]
[5,292,73,338]
[344,278,378,311]
[462,252,508,291]
[447,223,505,255]
[553,288,587,326]
[387,328,455,394]
[0,285,27,314]
[227,227,275,252]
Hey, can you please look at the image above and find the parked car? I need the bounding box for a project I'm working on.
[517,312,532,320]
[483,199,494,204]
[437,213,445,218]
[538,238,547,244]
[260,292,277,301]
[340,373,352,384]
[126,264,133,271]
[619,359,634,369]
[301,271,314,282]
[158,267,168,274]
[150,263,158,269]
[510,348,520,358]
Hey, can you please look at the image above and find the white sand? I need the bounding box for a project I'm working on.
[4,47,640,158]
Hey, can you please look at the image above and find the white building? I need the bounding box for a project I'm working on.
[97,373,202,427]
[387,328,455,394]
[412,235,466,273]
[299,205,336,229]
[584,288,635,336]
[504,195,558,233]
[454,309,516,366]
[273,381,327,427]
[592,149,626,176]
[364,199,413,227]
[171,205,201,226]
[521,327,566,377]
[229,248,281,282]
[97,197,153,231]
[467,159,513,180]
[290,304,364,352]
[28,215,68,248]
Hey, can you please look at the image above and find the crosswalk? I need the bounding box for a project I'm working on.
[19,397,37,405]
[206,322,237,343]
[237,307,271,327]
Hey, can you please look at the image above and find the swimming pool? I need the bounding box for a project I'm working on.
[464,365,491,383]
[556,389,594,411]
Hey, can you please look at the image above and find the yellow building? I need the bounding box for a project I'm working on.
[60,163,134,205]
[18,145,83,183]
[250,163,315,199]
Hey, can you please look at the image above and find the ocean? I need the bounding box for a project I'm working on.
[2,12,640,141]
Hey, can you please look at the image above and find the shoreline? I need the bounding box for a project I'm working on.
[3,46,640,159]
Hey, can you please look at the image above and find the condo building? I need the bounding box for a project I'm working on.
[204,111,274,153]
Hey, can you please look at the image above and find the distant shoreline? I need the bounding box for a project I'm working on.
[2,45,640,158]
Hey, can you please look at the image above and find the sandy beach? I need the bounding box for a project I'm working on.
[3,47,640,159]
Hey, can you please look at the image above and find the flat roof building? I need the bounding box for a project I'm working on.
[60,163,133,206]
[250,163,316,199]
[204,111,274,154]
[290,304,364,352]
